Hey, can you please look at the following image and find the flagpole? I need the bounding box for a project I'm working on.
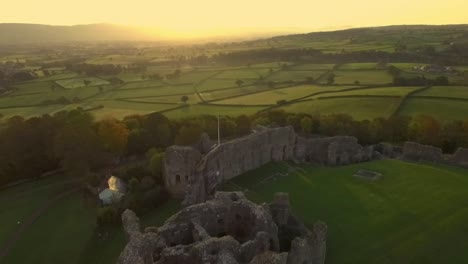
[217,114,220,146]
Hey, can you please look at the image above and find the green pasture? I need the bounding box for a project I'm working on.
[118,80,165,89]
[87,100,176,120]
[213,85,355,105]
[329,70,393,85]
[197,78,250,92]
[55,77,110,89]
[199,84,271,101]
[398,98,468,122]
[279,97,401,120]
[290,64,335,70]
[224,160,468,264]
[215,69,260,79]
[414,86,468,99]
[315,86,421,98]
[125,94,199,104]
[162,104,265,119]
[266,70,326,82]
[337,63,379,70]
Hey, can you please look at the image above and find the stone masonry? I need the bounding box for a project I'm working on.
[117,191,327,264]
[163,126,377,205]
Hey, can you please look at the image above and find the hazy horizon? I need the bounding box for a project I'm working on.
[2,0,468,39]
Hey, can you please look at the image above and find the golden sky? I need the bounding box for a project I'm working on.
[2,0,468,37]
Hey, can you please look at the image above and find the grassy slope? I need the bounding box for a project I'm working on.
[225,160,468,264]
[0,175,180,264]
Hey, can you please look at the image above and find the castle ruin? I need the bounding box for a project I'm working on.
[118,192,327,264]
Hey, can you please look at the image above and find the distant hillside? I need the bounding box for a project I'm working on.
[0,23,156,45]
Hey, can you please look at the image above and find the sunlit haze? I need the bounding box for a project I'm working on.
[2,0,468,38]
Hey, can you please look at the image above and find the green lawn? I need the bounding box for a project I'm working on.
[279,97,401,120]
[398,98,468,121]
[224,160,468,264]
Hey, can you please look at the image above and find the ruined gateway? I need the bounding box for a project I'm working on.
[118,192,327,264]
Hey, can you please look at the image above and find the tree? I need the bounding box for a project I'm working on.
[53,111,103,177]
[96,118,130,156]
[83,80,91,86]
[235,115,252,136]
[148,151,164,182]
[235,79,244,87]
[300,116,313,134]
[175,125,203,145]
[409,115,442,146]
[143,113,172,147]
[181,95,189,104]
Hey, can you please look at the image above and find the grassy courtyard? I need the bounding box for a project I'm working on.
[224,159,468,264]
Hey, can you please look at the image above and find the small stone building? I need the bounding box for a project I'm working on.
[99,176,127,206]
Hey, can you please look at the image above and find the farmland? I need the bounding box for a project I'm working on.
[1,25,468,123]
[1,62,467,122]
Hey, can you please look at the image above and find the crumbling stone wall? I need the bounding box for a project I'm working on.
[403,142,443,162]
[450,148,468,168]
[296,136,374,166]
[117,192,327,264]
[163,126,381,204]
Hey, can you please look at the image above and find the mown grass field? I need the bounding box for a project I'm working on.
[223,160,468,264]
[0,176,180,264]
[1,61,468,121]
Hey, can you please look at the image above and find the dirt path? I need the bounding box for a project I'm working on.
[0,187,80,261]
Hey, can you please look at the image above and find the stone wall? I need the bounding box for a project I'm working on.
[402,142,443,163]
[163,126,381,205]
[403,142,468,168]
[117,191,327,264]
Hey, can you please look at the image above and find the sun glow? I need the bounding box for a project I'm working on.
[1,0,468,38]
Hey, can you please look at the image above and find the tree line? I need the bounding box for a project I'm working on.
[0,109,467,187]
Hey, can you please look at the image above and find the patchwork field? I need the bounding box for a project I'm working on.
[1,61,468,122]
[223,160,468,264]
